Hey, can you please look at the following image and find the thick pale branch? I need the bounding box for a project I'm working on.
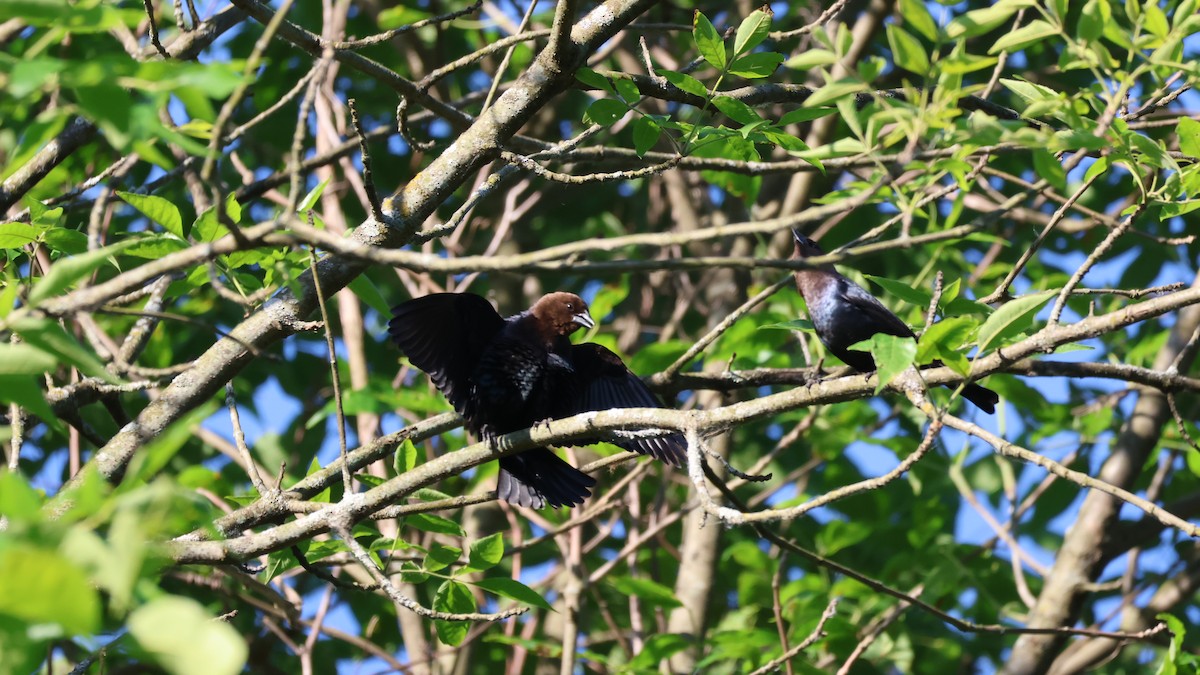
[168,282,1200,563]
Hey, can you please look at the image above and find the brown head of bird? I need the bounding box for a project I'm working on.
[791,230,839,297]
[531,292,595,337]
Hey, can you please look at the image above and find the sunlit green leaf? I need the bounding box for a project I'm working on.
[609,576,682,608]
[129,596,248,675]
[118,191,184,238]
[466,532,504,571]
[0,546,101,634]
[632,116,662,157]
[473,577,553,610]
[693,10,726,69]
[727,52,784,78]
[976,291,1055,353]
[848,333,917,393]
[887,25,930,76]
[734,8,773,56]
[989,20,1057,54]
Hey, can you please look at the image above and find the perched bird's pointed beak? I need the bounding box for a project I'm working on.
[791,229,822,257]
[573,311,595,329]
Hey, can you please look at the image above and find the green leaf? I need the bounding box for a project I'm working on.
[0,375,55,421]
[0,222,42,249]
[0,546,101,634]
[899,0,940,41]
[0,1,139,32]
[945,1,1033,39]
[734,8,773,56]
[1033,149,1068,193]
[661,70,708,97]
[711,95,760,125]
[0,471,43,521]
[1143,1,1169,38]
[609,576,682,608]
[803,78,868,108]
[778,107,837,125]
[816,519,872,555]
[976,291,1055,353]
[297,177,331,213]
[193,198,237,243]
[784,49,838,70]
[406,513,466,536]
[1177,118,1200,159]
[1156,612,1186,675]
[355,474,386,488]
[0,342,58,376]
[693,10,726,69]
[1083,156,1109,183]
[727,52,784,78]
[118,191,184,238]
[761,129,811,153]
[11,317,117,383]
[584,98,628,127]
[346,274,392,316]
[28,238,141,306]
[473,577,553,610]
[627,633,692,670]
[124,402,216,485]
[466,532,504,572]
[917,317,978,363]
[394,438,418,474]
[848,333,917,393]
[574,67,614,93]
[433,580,476,645]
[306,457,331,503]
[1077,0,1110,41]
[1000,78,1060,105]
[632,116,662,157]
[129,596,248,675]
[989,19,1057,54]
[398,560,429,584]
[887,25,930,76]
[864,275,931,307]
[424,543,462,572]
[613,77,640,105]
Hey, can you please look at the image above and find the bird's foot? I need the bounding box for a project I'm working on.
[481,425,501,452]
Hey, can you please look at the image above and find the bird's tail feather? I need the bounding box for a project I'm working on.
[497,449,596,509]
[962,383,1000,414]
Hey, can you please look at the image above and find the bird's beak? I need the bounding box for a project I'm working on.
[791,228,804,244]
[573,311,595,329]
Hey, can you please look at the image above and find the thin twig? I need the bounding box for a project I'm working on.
[748,598,840,675]
[308,243,352,494]
[347,98,383,221]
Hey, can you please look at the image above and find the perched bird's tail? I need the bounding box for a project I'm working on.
[962,383,1000,414]
[497,448,596,509]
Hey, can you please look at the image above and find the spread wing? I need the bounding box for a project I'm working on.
[387,293,506,417]
[556,343,685,466]
[838,280,916,339]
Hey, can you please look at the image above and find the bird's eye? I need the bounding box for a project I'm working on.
[566,302,574,310]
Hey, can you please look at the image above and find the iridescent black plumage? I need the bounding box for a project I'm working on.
[791,231,1000,414]
[388,292,685,508]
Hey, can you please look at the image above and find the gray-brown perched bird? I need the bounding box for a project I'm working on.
[791,231,999,413]
[388,292,685,508]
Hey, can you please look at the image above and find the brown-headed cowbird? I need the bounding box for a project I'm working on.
[388,291,684,508]
[792,231,999,414]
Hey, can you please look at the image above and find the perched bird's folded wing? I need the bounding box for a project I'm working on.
[838,282,916,338]
[557,343,686,466]
[387,293,506,416]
